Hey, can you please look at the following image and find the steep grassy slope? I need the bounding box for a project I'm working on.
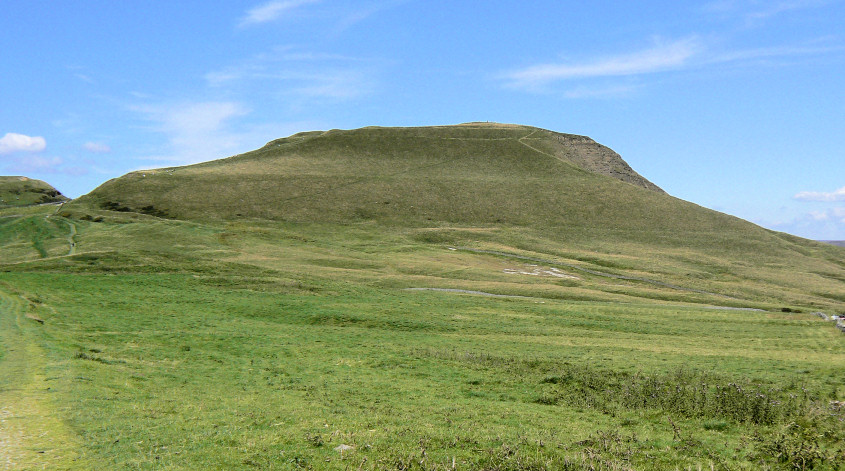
[0,176,67,208]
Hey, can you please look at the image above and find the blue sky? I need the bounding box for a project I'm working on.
[2,1,844,239]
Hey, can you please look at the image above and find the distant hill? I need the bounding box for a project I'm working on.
[822,240,845,247]
[0,176,68,208]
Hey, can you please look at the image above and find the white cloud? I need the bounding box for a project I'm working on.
[794,186,845,202]
[84,142,112,153]
[501,33,842,95]
[763,207,845,239]
[805,207,845,223]
[502,37,703,90]
[238,0,319,27]
[809,210,830,221]
[132,101,252,165]
[0,133,47,154]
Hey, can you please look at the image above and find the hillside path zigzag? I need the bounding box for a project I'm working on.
[517,130,569,164]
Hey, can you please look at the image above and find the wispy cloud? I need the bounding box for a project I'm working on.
[238,0,319,27]
[0,132,47,154]
[749,0,830,19]
[129,101,323,166]
[704,0,831,22]
[795,186,845,202]
[502,37,703,91]
[709,42,843,64]
[131,101,252,165]
[3,156,63,173]
[502,34,842,95]
[205,47,376,102]
[760,206,845,239]
[84,142,112,153]
[332,0,409,33]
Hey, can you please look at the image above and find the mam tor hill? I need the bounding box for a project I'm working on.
[66,122,844,311]
[75,123,667,226]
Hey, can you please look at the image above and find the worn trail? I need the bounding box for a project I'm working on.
[0,291,84,469]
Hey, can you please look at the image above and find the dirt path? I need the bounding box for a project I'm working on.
[517,130,569,164]
[0,291,84,469]
[404,287,536,299]
[65,220,77,256]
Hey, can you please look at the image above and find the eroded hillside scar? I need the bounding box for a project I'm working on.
[452,246,735,299]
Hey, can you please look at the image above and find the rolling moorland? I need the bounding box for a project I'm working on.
[1,123,844,470]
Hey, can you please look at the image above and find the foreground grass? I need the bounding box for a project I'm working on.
[1,207,844,469]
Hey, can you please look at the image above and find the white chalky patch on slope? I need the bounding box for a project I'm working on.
[503,266,579,279]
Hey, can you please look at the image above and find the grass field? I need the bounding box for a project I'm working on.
[1,202,844,470]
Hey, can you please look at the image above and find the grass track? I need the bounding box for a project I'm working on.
[0,290,87,470]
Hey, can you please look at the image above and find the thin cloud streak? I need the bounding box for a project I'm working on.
[503,37,703,90]
[748,0,829,19]
[205,47,377,102]
[707,41,844,64]
[238,0,320,27]
[795,186,845,202]
[502,35,842,93]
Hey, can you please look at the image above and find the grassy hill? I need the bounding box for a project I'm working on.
[0,176,67,208]
[72,123,667,225]
[65,123,845,311]
[2,124,844,469]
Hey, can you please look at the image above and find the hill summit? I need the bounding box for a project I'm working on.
[0,176,68,208]
[76,123,670,223]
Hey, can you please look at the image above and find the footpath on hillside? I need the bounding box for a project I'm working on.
[0,290,84,469]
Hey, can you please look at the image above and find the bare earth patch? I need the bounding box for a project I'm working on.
[503,264,579,279]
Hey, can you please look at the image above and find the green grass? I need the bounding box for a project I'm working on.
[1,204,843,469]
